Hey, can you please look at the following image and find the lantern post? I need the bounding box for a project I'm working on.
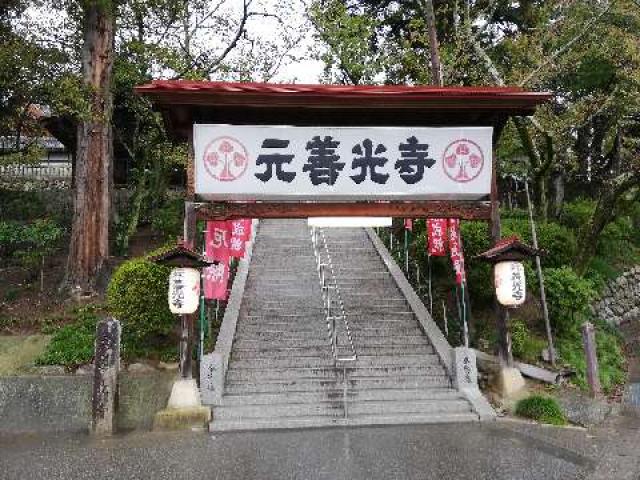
[476,236,544,397]
[150,241,212,430]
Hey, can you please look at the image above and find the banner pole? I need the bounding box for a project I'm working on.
[404,229,409,274]
[428,254,433,315]
[442,300,448,338]
[461,282,469,348]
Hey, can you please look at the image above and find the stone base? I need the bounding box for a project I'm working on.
[167,379,201,409]
[153,406,211,431]
[498,367,527,399]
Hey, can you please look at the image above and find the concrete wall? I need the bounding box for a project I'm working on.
[592,266,640,327]
[0,372,174,434]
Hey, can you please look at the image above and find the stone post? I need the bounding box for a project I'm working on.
[582,322,601,398]
[90,317,121,435]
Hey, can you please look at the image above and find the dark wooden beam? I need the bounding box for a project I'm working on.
[195,201,492,221]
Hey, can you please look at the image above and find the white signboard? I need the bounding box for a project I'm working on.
[168,268,201,314]
[308,217,392,228]
[194,125,492,201]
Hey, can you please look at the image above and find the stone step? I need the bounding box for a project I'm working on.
[224,377,451,396]
[233,335,429,350]
[214,402,342,420]
[229,354,442,370]
[245,306,414,315]
[219,387,460,406]
[226,364,446,382]
[348,398,472,416]
[214,397,471,421]
[209,412,479,432]
[236,324,423,338]
[231,344,435,360]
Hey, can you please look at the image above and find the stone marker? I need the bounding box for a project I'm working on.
[200,352,224,405]
[90,317,121,435]
[452,347,478,392]
[582,322,601,398]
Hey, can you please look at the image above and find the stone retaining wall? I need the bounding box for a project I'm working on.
[592,266,640,326]
[0,372,174,434]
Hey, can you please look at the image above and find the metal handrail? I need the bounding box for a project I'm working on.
[310,227,357,363]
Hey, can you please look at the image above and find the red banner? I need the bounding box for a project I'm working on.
[229,218,251,241]
[227,219,252,258]
[427,218,447,256]
[205,221,230,262]
[203,261,229,300]
[404,218,413,231]
[448,218,467,285]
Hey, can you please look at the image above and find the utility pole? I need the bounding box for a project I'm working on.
[525,179,556,366]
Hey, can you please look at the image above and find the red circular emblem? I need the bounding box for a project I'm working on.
[442,139,484,183]
[202,136,249,182]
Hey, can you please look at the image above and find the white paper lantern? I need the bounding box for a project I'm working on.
[168,268,201,314]
[494,261,526,307]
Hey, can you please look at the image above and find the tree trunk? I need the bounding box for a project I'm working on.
[534,171,548,221]
[575,187,617,275]
[423,0,443,86]
[575,172,639,275]
[550,168,565,219]
[64,2,115,294]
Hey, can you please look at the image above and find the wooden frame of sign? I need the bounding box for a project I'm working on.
[137,81,551,369]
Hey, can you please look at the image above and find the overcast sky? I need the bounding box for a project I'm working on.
[20,0,326,84]
[250,0,325,83]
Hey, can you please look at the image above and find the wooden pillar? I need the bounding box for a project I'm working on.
[178,202,198,379]
[490,143,514,367]
[179,313,194,379]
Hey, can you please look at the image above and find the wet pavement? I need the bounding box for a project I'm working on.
[0,420,609,480]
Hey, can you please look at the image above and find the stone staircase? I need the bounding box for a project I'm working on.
[209,220,479,432]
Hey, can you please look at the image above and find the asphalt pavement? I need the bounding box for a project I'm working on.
[0,420,615,480]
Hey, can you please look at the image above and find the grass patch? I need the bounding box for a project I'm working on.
[557,323,626,394]
[515,395,567,425]
[0,334,51,375]
[510,319,547,364]
[36,307,98,368]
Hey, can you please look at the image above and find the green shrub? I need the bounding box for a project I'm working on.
[515,395,566,425]
[37,307,98,367]
[559,198,595,234]
[107,258,176,359]
[151,198,183,240]
[502,218,577,269]
[543,266,597,336]
[0,220,21,259]
[0,190,47,221]
[557,323,626,394]
[510,319,546,363]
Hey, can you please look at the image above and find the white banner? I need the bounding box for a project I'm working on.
[194,125,492,201]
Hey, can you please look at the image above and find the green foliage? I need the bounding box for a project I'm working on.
[557,323,626,394]
[36,307,98,367]
[0,220,21,259]
[107,258,175,360]
[151,198,184,241]
[0,190,47,222]
[510,319,546,364]
[502,219,577,269]
[543,267,597,336]
[310,0,387,84]
[560,199,596,235]
[515,395,566,425]
[0,219,64,273]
